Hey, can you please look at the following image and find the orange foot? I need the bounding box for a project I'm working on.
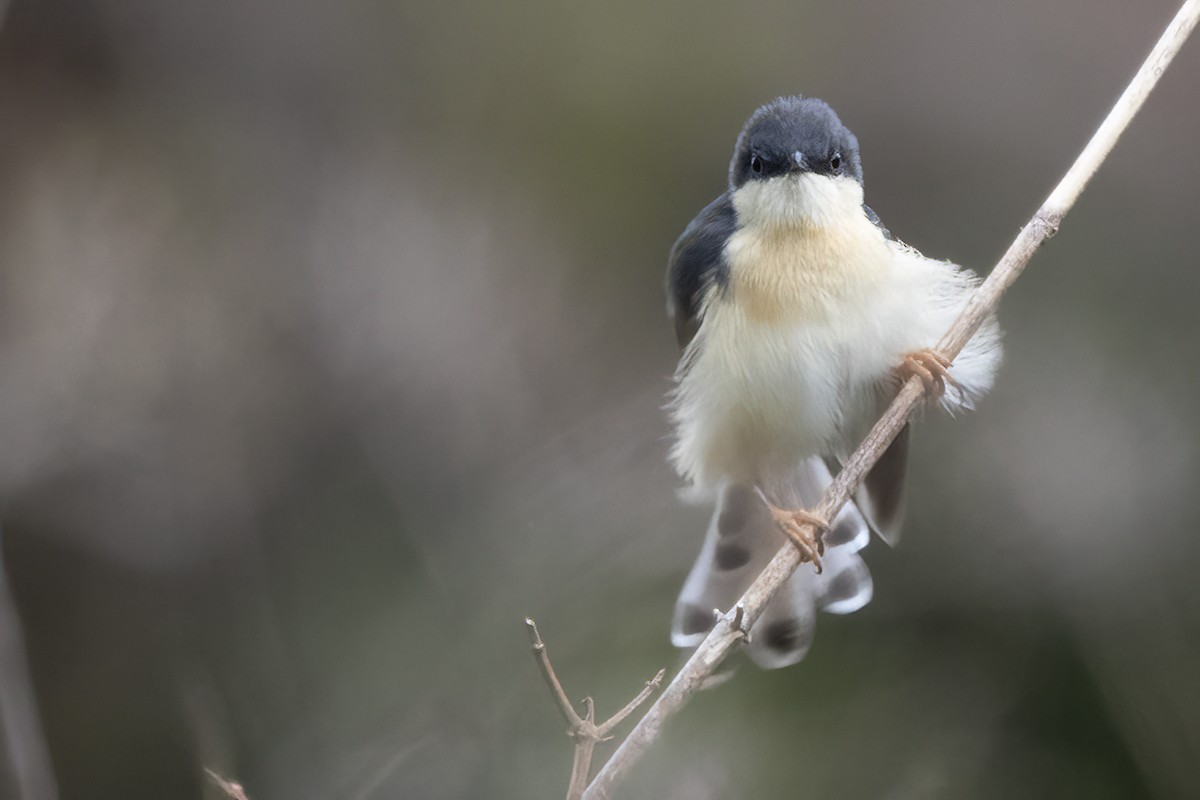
[754,489,827,572]
[898,348,960,400]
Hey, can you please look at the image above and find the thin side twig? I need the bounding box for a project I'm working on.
[204,768,251,800]
[525,619,664,800]
[596,668,668,738]
[526,618,584,730]
[0,526,59,800]
[583,2,1200,797]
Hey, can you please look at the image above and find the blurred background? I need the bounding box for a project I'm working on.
[0,0,1198,797]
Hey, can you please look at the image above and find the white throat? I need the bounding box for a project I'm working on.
[731,173,865,231]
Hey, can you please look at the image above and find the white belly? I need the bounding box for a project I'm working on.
[670,298,881,490]
[669,181,900,491]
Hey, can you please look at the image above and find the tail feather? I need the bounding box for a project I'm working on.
[671,460,875,669]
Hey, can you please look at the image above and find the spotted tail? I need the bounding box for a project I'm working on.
[671,461,874,668]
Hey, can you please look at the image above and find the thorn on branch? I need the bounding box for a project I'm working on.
[731,603,746,634]
[715,604,752,643]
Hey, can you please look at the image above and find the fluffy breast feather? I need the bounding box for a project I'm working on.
[668,176,1002,492]
[670,180,896,489]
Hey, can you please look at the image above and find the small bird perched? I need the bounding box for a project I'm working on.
[666,97,1002,668]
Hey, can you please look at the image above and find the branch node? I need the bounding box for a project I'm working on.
[716,604,752,642]
[525,619,668,796]
[582,697,596,724]
[1033,211,1063,239]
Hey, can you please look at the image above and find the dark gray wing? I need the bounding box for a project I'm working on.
[666,193,736,349]
[857,203,906,544]
[853,422,909,546]
[863,203,893,241]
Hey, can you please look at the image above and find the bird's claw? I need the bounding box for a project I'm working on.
[898,348,959,400]
[767,504,827,573]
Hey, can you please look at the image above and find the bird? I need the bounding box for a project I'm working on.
[665,96,1002,668]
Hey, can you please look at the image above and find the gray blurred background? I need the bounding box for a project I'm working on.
[0,1,1198,798]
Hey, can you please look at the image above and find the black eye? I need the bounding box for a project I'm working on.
[829,153,842,170]
[750,155,764,175]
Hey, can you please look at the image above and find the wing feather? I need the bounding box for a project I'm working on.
[853,422,909,546]
[666,193,736,348]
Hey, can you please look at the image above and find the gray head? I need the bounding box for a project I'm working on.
[729,97,862,190]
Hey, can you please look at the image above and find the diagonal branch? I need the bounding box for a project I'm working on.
[582,1,1200,797]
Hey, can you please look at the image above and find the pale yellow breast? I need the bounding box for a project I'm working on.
[725,215,891,325]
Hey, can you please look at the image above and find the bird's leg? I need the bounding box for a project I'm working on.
[753,488,827,573]
[897,348,960,400]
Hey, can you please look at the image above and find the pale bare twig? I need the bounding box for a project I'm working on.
[526,618,583,731]
[204,768,251,800]
[0,526,59,800]
[525,619,664,800]
[595,670,669,737]
[581,2,1200,797]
